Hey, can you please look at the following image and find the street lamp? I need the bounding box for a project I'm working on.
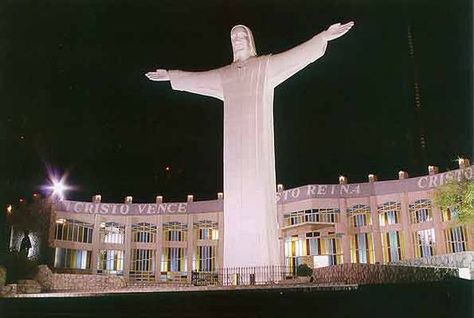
[45,176,71,200]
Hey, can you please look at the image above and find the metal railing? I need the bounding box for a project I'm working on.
[192,266,294,286]
[129,271,155,283]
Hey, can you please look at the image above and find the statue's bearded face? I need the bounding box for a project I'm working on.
[231,26,255,62]
[230,25,257,62]
[231,27,251,54]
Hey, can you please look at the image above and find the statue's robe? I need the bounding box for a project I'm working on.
[168,34,327,268]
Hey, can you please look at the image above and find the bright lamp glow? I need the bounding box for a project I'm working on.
[50,179,67,199]
[45,175,71,200]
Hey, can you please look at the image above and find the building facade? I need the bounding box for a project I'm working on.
[48,161,474,283]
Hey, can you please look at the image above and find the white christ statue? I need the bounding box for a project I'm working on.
[146,22,354,268]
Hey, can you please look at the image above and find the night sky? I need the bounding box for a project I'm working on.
[1,0,472,204]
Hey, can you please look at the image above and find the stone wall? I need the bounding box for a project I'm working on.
[311,264,459,285]
[52,273,127,291]
[1,284,17,296]
[395,252,474,277]
[35,265,127,291]
[35,265,54,291]
[17,280,41,293]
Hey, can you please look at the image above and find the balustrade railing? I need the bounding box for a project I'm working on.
[191,266,294,286]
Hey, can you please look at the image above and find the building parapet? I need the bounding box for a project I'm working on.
[53,164,474,215]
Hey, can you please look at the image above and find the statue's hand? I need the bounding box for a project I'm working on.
[323,21,354,41]
[145,69,170,81]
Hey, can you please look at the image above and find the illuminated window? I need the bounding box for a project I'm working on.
[445,226,467,253]
[130,249,155,282]
[350,233,374,264]
[161,247,187,272]
[378,202,401,226]
[54,219,93,243]
[99,222,125,244]
[194,246,216,272]
[441,207,459,222]
[305,232,320,256]
[284,211,304,226]
[381,231,403,262]
[325,237,342,265]
[194,220,219,240]
[409,199,432,224]
[413,228,435,258]
[285,236,305,257]
[305,232,342,265]
[54,247,91,270]
[97,250,124,275]
[305,209,340,223]
[348,205,371,227]
[283,208,340,226]
[284,236,303,273]
[163,222,188,242]
[132,223,157,243]
[284,233,343,272]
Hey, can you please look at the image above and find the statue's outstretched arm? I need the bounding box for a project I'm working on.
[269,21,354,87]
[145,68,223,101]
[146,69,170,81]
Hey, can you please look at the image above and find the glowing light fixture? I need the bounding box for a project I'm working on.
[56,218,66,224]
[45,175,71,200]
[51,180,66,199]
[457,157,470,169]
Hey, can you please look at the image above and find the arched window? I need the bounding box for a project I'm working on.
[194,220,219,240]
[441,207,458,222]
[409,199,432,224]
[348,204,371,227]
[99,222,125,244]
[131,222,157,243]
[163,222,188,242]
[378,201,401,226]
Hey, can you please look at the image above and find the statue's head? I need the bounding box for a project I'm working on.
[231,25,257,62]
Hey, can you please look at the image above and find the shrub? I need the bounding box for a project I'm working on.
[296,263,313,277]
[4,251,39,283]
[434,179,474,224]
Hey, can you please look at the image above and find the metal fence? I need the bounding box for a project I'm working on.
[191,263,460,286]
[192,266,294,286]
